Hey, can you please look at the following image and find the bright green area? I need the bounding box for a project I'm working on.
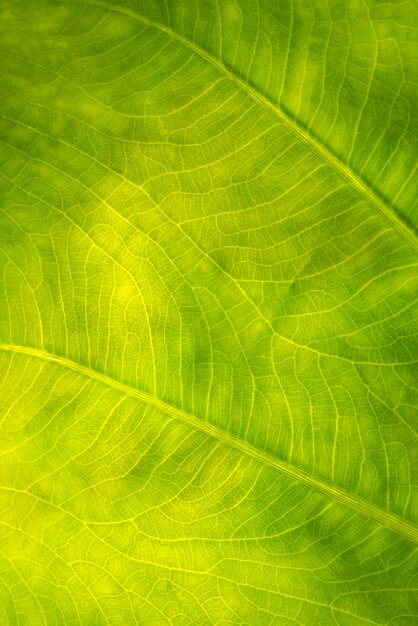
[0,0,417,624]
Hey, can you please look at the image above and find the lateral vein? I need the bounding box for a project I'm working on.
[1,342,417,544]
[80,0,417,251]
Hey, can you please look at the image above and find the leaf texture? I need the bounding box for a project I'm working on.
[0,0,417,624]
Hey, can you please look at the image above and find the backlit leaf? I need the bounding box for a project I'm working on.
[0,0,417,623]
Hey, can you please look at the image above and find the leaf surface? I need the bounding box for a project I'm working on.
[0,0,417,624]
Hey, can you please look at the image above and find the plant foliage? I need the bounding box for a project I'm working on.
[0,0,417,623]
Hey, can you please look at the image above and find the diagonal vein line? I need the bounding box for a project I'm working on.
[1,342,417,544]
[76,0,418,252]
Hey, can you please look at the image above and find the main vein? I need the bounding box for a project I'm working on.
[1,342,417,544]
[83,0,417,251]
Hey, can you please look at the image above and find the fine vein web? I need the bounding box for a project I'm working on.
[81,0,417,252]
[2,115,416,371]
[1,343,416,545]
[1,1,418,623]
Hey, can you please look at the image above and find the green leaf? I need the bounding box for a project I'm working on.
[0,0,417,623]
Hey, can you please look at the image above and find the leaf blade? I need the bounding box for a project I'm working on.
[0,0,417,623]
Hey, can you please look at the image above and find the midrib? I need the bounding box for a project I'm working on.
[83,0,417,251]
[1,342,417,544]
